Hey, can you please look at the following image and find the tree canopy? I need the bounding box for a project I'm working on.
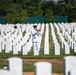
[0,0,76,23]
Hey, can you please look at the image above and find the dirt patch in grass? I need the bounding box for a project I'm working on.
[23,58,63,65]
[23,72,63,75]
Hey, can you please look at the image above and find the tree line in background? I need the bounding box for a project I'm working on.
[0,0,76,23]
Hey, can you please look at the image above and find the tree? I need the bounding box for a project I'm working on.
[45,9,54,23]
[0,0,13,16]
[0,0,76,23]
[54,3,66,16]
[27,0,43,16]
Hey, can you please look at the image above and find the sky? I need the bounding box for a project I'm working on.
[43,0,61,4]
[53,0,60,4]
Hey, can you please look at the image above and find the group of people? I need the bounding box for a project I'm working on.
[31,24,41,56]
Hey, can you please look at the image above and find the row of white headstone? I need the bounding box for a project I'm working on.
[0,23,76,56]
[0,57,52,75]
[50,23,60,55]
[62,23,76,52]
[0,23,45,55]
[50,22,76,55]
[44,23,49,55]
[1,56,76,75]
[0,24,32,54]
[54,23,70,54]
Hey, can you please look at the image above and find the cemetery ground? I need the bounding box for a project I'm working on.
[0,33,65,75]
[23,72,63,75]
[0,58,63,75]
[0,23,76,75]
[23,58,63,75]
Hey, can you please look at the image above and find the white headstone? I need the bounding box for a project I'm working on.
[63,56,76,75]
[5,39,11,53]
[44,43,49,55]
[54,43,60,55]
[70,69,76,75]
[64,42,70,54]
[34,62,52,75]
[2,38,5,50]
[74,42,76,52]
[61,40,64,49]
[0,69,13,75]
[7,57,22,75]
[0,37,2,52]
[22,45,28,55]
[12,45,18,54]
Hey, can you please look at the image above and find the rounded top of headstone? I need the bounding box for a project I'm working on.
[7,57,22,61]
[34,62,51,66]
[63,56,76,59]
[0,69,13,75]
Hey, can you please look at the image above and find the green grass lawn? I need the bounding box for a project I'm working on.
[23,61,63,73]
[0,59,63,73]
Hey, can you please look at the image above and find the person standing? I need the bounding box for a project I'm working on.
[31,24,41,56]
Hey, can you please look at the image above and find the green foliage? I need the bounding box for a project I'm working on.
[0,0,76,23]
[5,13,18,23]
[45,9,54,23]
